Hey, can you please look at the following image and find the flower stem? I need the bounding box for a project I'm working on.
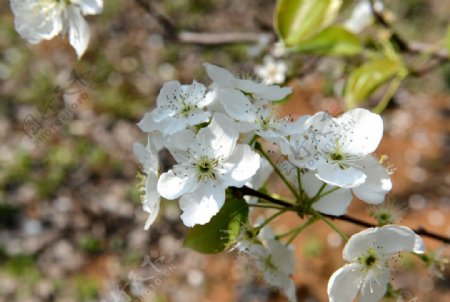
[254,142,300,201]
[316,212,348,241]
[285,216,319,245]
[256,209,286,230]
[319,187,340,199]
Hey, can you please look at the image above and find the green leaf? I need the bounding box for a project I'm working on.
[345,57,407,108]
[183,193,249,254]
[445,25,450,55]
[275,0,342,46]
[291,26,362,56]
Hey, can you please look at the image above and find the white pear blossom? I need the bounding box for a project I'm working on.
[10,0,103,58]
[216,88,303,138]
[157,113,260,227]
[236,218,296,302]
[327,225,425,302]
[204,63,292,103]
[344,0,384,33]
[287,108,386,188]
[138,80,213,136]
[255,56,287,85]
[133,138,160,231]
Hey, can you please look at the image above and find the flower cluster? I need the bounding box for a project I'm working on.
[134,63,427,302]
[10,0,103,58]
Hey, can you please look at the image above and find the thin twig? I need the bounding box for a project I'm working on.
[178,32,274,45]
[233,186,294,208]
[134,0,178,40]
[238,187,450,245]
[368,0,448,63]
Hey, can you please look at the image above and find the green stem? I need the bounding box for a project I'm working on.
[372,75,404,114]
[319,187,340,199]
[254,142,300,201]
[256,210,286,230]
[248,134,258,146]
[313,183,327,201]
[285,216,319,245]
[317,213,348,241]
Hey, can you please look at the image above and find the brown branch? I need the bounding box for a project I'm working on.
[368,0,449,64]
[134,0,178,40]
[134,0,275,45]
[178,32,274,45]
[239,187,450,245]
[232,186,294,208]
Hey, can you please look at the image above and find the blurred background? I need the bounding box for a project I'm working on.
[0,0,449,301]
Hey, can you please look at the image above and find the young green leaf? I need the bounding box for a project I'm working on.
[345,57,407,108]
[445,25,450,55]
[183,193,249,254]
[291,26,362,56]
[275,0,342,46]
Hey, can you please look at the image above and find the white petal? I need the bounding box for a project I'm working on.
[12,2,63,43]
[327,263,362,302]
[197,113,238,159]
[218,89,256,123]
[315,192,352,215]
[157,167,197,200]
[156,80,181,107]
[246,157,273,190]
[340,108,383,155]
[352,157,392,204]
[132,142,158,174]
[164,129,196,155]
[133,142,160,230]
[267,239,295,275]
[67,6,90,58]
[316,164,367,188]
[157,115,189,135]
[359,269,390,302]
[343,225,418,262]
[413,234,425,254]
[185,110,211,126]
[143,172,160,230]
[77,0,103,15]
[137,112,159,132]
[185,80,208,107]
[257,85,292,101]
[222,144,260,187]
[203,63,236,88]
[179,184,225,227]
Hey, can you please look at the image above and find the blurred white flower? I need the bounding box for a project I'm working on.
[272,42,287,58]
[328,225,424,302]
[255,56,287,85]
[344,0,384,33]
[236,218,297,302]
[10,0,103,58]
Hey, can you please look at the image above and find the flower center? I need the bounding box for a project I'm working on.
[358,248,379,270]
[196,156,218,182]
